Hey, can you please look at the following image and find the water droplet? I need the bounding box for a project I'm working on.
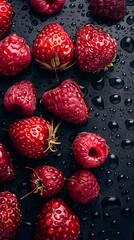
[91,211,101,221]
[120,60,125,65]
[78,4,84,9]
[128,109,133,114]
[69,3,75,8]
[121,25,125,30]
[105,179,113,186]
[93,126,98,131]
[89,231,96,238]
[55,152,63,161]
[121,139,134,149]
[130,60,134,68]
[115,54,120,63]
[116,24,121,30]
[90,223,95,229]
[120,37,134,53]
[99,229,106,235]
[110,108,116,115]
[82,216,88,222]
[106,154,119,169]
[110,94,121,104]
[0,91,5,98]
[105,170,111,176]
[114,231,121,237]
[124,86,129,91]
[125,119,134,130]
[101,197,121,210]
[31,20,38,26]
[120,208,131,216]
[92,96,104,110]
[117,174,129,182]
[108,121,119,132]
[126,161,132,167]
[126,197,131,203]
[91,77,104,90]
[40,16,48,22]
[0,121,7,129]
[127,0,134,6]
[71,22,76,27]
[60,21,64,26]
[124,98,132,106]
[122,190,129,195]
[119,183,125,189]
[109,78,124,89]
[103,212,111,221]
[111,220,118,227]
[80,85,88,97]
[94,112,100,118]
[23,221,32,229]
[116,134,120,139]
[22,5,28,11]
[126,16,134,25]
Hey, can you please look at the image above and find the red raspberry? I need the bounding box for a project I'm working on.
[21,165,64,199]
[72,132,108,168]
[0,142,14,183]
[30,0,65,16]
[67,170,100,204]
[0,34,32,76]
[42,79,89,125]
[3,80,36,116]
[90,0,126,22]
[0,0,13,39]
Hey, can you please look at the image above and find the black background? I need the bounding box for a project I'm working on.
[0,0,134,239]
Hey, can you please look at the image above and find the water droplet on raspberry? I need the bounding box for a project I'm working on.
[48,227,54,234]
[57,227,63,232]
